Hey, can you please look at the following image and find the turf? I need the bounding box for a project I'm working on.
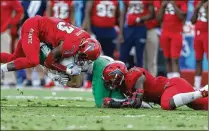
[1,87,208,130]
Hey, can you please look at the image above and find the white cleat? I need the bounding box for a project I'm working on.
[199,85,208,97]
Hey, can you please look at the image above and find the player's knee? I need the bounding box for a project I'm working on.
[196,60,202,65]
[169,98,176,110]
[171,58,179,65]
[166,58,171,64]
[161,99,176,110]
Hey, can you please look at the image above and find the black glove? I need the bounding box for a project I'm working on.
[129,92,142,108]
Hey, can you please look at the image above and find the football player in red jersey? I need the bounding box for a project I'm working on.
[0,16,101,76]
[47,0,75,24]
[157,1,188,79]
[102,61,208,110]
[191,0,208,90]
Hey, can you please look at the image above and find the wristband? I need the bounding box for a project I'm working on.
[66,68,72,75]
[136,17,141,23]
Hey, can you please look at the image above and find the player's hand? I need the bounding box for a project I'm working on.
[129,92,142,108]
[121,100,132,108]
[103,97,113,108]
[58,74,69,86]
[66,65,82,75]
[117,33,124,44]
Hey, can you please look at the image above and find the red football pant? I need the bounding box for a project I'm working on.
[161,77,208,110]
[194,31,208,60]
[160,31,183,58]
[0,17,40,70]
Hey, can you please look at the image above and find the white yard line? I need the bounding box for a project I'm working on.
[124,115,146,118]
[1,86,92,92]
[3,95,94,101]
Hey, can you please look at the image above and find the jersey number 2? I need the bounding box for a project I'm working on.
[57,22,74,34]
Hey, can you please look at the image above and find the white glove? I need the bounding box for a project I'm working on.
[47,71,69,86]
[66,65,82,75]
[90,34,96,39]
[58,73,69,86]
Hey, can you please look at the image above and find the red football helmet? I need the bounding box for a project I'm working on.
[75,38,101,66]
[102,61,128,90]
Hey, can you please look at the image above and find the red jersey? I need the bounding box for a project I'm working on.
[125,67,169,103]
[91,0,118,27]
[194,0,208,32]
[1,0,23,33]
[145,1,161,29]
[124,0,151,26]
[27,16,90,58]
[161,1,188,33]
[50,0,74,23]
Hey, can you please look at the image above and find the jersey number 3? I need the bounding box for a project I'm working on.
[57,22,74,34]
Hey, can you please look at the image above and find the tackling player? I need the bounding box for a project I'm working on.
[157,1,188,78]
[102,61,208,110]
[191,0,208,90]
[0,16,101,76]
[38,42,101,87]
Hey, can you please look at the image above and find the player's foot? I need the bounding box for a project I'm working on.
[23,79,32,87]
[40,79,45,86]
[199,85,208,97]
[44,81,55,88]
[84,80,92,89]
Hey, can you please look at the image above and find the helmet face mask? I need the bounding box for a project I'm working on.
[74,53,90,66]
[103,73,124,90]
[102,61,127,90]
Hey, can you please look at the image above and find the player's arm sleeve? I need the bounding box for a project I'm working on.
[44,44,67,73]
[92,64,108,108]
[10,0,24,25]
[133,74,146,100]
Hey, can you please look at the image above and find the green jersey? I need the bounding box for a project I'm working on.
[92,56,125,108]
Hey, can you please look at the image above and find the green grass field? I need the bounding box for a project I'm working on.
[1,87,208,130]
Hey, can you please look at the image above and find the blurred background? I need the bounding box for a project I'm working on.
[1,0,208,89]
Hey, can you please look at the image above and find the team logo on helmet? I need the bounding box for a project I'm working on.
[84,43,95,53]
[108,69,123,77]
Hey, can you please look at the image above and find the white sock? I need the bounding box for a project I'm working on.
[172,72,180,78]
[173,91,202,108]
[167,73,173,78]
[194,76,202,90]
[1,64,8,72]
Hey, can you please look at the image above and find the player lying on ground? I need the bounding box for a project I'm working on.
[102,61,208,110]
[51,53,152,108]
[0,15,101,77]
